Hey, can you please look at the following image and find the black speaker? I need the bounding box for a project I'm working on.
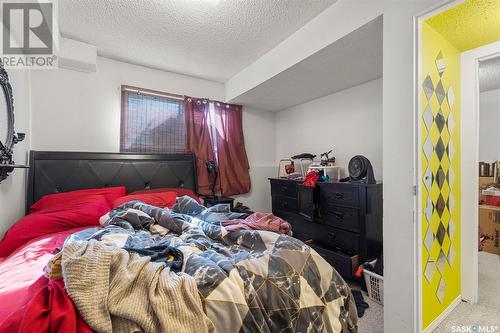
[348,155,376,184]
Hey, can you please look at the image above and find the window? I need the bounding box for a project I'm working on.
[120,86,186,153]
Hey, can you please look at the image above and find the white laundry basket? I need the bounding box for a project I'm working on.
[363,260,384,305]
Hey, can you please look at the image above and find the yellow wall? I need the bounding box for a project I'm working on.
[421,22,461,329]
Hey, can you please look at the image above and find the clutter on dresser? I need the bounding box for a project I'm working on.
[278,153,315,179]
[307,164,342,182]
[320,149,336,166]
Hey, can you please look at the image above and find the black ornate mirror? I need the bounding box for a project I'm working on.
[0,62,26,183]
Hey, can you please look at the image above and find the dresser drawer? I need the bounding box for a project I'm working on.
[270,179,298,198]
[272,195,298,213]
[310,243,359,278]
[273,209,315,241]
[319,184,359,207]
[320,205,359,232]
[315,225,359,255]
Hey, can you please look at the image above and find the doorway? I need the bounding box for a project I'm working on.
[476,55,500,309]
[416,0,500,331]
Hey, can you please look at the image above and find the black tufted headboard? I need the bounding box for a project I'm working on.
[26,151,198,213]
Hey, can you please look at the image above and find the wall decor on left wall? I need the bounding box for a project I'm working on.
[0,62,27,183]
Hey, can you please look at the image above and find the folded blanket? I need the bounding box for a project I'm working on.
[221,212,292,235]
[62,240,211,333]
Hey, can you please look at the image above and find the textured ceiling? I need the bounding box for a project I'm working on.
[59,0,336,82]
[230,16,382,111]
[479,56,500,92]
[426,0,500,52]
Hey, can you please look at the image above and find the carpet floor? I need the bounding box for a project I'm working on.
[348,282,384,333]
[435,251,500,332]
[353,252,500,332]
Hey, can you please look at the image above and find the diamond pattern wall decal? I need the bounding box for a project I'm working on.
[424,226,435,251]
[421,48,460,311]
[423,105,434,130]
[436,223,446,244]
[435,110,446,133]
[423,75,435,100]
[424,137,434,160]
[447,87,455,109]
[435,81,446,104]
[448,246,456,266]
[448,219,455,238]
[437,250,447,273]
[424,261,436,282]
[424,168,433,192]
[449,141,455,161]
[442,233,451,255]
[435,138,446,160]
[449,193,455,212]
[424,196,433,222]
[436,278,446,303]
[436,168,446,188]
[435,51,446,76]
[436,195,446,218]
[448,168,455,186]
[447,112,455,134]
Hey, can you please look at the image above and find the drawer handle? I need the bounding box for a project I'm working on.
[334,212,345,220]
[334,193,344,200]
[327,232,336,239]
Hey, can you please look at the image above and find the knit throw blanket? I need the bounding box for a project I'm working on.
[61,240,212,333]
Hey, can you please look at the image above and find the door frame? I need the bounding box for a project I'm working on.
[460,41,500,303]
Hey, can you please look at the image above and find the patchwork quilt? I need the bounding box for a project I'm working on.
[67,198,358,333]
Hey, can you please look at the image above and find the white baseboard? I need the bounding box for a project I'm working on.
[422,296,462,333]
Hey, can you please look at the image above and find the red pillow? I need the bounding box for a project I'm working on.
[30,186,126,213]
[112,191,178,209]
[0,195,110,257]
[130,188,201,203]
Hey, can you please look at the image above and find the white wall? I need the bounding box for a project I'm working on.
[0,69,31,236]
[31,57,225,152]
[479,88,500,162]
[233,107,276,212]
[227,1,442,330]
[30,56,275,212]
[275,78,382,180]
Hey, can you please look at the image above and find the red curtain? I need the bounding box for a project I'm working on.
[184,96,215,196]
[213,102,251,196]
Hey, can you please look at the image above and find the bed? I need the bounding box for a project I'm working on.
[0,151,357,333]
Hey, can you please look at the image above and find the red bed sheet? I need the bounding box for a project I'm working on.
[0,227,88,323]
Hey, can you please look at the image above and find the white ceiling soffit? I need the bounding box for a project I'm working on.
[59,0,337,83]
[228,15,383,111]
[479,56,500,92]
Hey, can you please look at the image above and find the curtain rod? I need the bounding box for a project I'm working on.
[121,85,184,101]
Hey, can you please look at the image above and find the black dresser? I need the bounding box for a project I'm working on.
[270,178,383,278]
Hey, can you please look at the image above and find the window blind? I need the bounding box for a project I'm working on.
[120,87,186,153]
